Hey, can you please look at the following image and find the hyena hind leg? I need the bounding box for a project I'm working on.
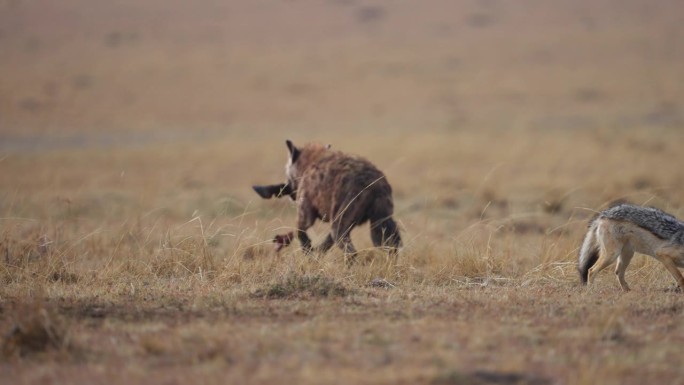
[370,217,402,253]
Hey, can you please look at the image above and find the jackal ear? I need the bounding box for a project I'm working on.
[286,139,300,163]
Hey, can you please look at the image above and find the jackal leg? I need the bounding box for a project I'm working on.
[588,252,619,286]
[655,246,684,291]
[615,248,634,291]
[588,224,621,286]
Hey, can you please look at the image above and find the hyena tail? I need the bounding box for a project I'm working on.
[578,219,600,285]
[370,216,402,251]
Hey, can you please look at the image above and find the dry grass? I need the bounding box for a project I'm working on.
[2,0,684,384]
[2,143,683,384]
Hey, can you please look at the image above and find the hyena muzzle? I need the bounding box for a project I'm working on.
[284,140,401,255]
[252,182,296,201]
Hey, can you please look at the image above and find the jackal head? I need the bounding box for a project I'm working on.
[285,140,330,190]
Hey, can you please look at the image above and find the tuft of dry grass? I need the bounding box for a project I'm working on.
[253,272,350,299]
[431,370,552,385]
[2,298,72,358]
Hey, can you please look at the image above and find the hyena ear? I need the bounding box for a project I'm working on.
[286,139,300,163]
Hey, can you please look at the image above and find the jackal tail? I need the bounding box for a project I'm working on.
[578,219,600,284]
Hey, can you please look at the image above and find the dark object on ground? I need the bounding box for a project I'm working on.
[273,232,294,252]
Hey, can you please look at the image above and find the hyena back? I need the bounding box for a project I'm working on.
[285,140,401,255]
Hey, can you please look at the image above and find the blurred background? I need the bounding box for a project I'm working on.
[2,0,682,138]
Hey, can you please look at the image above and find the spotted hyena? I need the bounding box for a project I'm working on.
[283,140,402,255]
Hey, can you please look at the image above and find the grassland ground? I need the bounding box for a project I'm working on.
[2,128,684,385]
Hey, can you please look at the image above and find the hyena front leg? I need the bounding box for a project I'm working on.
[315,235,334,253]
[338,235,356,255]
[311,229,354,255]
[329,212,358,256]
[315,234,357,254]
[296,200,318,254]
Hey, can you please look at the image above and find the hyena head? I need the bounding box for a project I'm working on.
[285,140,330,190]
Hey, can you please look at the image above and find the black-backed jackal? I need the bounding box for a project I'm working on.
[578,203,684,291]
